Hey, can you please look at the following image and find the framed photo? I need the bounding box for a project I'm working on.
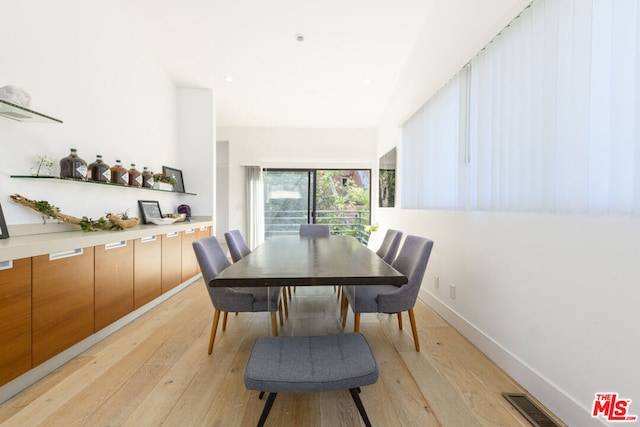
[162,166,185,193]
[0,203,8,239]
[138,200,163,224]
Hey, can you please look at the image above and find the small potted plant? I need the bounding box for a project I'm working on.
[30,155,53,177]
[153,173,176,191]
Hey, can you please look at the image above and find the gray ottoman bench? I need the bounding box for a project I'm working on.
[244,333,379,427]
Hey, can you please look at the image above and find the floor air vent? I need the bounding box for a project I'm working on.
[502,393,561,427]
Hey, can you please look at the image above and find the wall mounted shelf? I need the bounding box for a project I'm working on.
[10,175,196,195]
[0,99,63,123]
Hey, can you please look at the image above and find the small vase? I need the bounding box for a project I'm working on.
[30,163,53,177]
[153,182,174,191]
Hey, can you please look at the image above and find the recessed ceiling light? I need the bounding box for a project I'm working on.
[224,76,233,82]
[295,33,304,42]
[364,77,373,84]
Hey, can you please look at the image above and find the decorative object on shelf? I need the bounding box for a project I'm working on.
[128,164,142,187]
[177,204,191,220]
[9,194,138,232]
[30,155,53,177]
[162,166,185,193]
[59,148,87,180]
[0,86,62,123]
[0,85,31,108]
[138,200,163,224]
[88,155,111,182]
[152,173,175,191]
[165,213,186,223]
[141,167,154,188]
[0,203,8,239]
[110,160,129,185]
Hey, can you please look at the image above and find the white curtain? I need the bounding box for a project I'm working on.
[245,166,264,249]
[469,0,640,215]
[401,67,470,210]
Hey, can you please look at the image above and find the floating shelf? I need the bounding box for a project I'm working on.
[10,175,196,195]
[0,99,62,123]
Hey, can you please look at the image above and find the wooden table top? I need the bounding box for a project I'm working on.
[211,235,407,287]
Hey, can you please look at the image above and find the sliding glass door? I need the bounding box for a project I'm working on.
[263,169,371,242]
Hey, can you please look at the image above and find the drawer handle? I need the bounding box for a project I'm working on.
[166,231,179,238]
[105,241,127,250]
[200,226,208,231]
[49,248,83,261]
[185,229,196,234]
[141,235,157,243]
[0,260,13,271]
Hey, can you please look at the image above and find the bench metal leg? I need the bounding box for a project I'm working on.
[349,388,372,427]
[257,392,277,427]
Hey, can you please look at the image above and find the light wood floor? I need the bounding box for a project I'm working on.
[0,281,564,426]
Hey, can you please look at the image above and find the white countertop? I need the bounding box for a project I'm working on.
[0,217,213,261]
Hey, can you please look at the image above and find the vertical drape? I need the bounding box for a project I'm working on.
[245,166,264,249]
[402,0,640,216]
[401,67,469,210]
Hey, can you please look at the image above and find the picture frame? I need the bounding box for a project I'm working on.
[138,200,163,224]
[0,203,8,239]
[162,166,185,193]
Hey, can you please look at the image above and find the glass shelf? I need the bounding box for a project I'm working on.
[0,99,63,123]
[10,175,196,195]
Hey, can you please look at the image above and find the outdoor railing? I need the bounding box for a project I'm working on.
[265,209,371,244]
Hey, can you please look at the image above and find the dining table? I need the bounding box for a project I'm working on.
[210,234,407,288]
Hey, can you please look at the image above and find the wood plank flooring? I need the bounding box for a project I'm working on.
[0,280,565,426]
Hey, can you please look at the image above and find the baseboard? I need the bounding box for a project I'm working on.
[418,288,607,427]
[0,275,201,405]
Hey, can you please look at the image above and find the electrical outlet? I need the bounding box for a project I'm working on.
[434,276,439,289]
[449,284,456,299]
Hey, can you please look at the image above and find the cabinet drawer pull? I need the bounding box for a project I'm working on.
[0,260,13,271]
[166,231,179,238]
[105,241,127,250]
[49,248,83,261]
[141,235,157,243]
[200,226,208,231]
[185,228,196,234]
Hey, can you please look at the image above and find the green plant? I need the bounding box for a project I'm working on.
[153,173,176,185]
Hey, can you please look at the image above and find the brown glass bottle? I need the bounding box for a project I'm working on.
[88,155,111,182]
[141,167,154,188]
[128,163,142,187]
[59,148,87,180]
[110,160,129,185]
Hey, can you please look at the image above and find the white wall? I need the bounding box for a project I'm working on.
[216,127,377,238]
[377,1,639,426]
[0,0,185,229]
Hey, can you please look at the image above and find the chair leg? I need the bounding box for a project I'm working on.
[257,392,278,427]
[340,294,349,327]
[408,308,420,352]
[287,286,292,300]
[281,288,289,317]
[354,313,361,332]
[270,312,278,336]
[349,388,372,427]
[278,300,284,326]
[222,311,229,331]
[208,309,221,355]
[397,312,403,330]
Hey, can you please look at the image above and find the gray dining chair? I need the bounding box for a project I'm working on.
[193,236,282,355]
[299,223,330,237]
[224,229,289,318]
[336,228,404,301]
[341,235,433,351]
[376,229,403,264]
[224,229,251,263]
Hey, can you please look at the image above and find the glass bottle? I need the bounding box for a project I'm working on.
[142,167,154,188]
[110,160,129,185]
[88,155,111,182]
[59,148,87,180]
[128,163,142,187]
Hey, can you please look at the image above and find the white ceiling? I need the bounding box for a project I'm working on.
[114,0,435,128]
